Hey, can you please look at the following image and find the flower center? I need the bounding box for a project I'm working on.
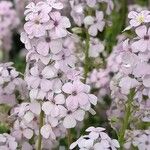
[45,37,51,43]
[72,91,77,96]
[54,21,59,27]
[39,74,43,78]
[144,35,149,40]
[35,20,40,25]
[137,15,144,23]
[67,110,72,114]
[62,54,66,60]
[57,72,63,78]
[7,68,12,74]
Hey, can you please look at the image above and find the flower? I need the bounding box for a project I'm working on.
[84,11,105,36]
[42,94,65,117]
[36,34,63,56]
[131,25,150,52]
[24,12,50,38]
[63,108,85,128]
[128,10,150,27]
[26,65,55,92]
[89,38,104,58]
[41,124,56,139]
[70,127,120,150]
[0,133,18,150]
[62,80,97,110]
[49,11,71,38]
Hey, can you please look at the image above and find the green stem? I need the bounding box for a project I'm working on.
[67,129,72,149]
[37,110,44,150]
[83,29,90,83]
[118,89,135,150]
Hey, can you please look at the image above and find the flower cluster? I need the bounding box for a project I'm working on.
[0,1,19,57]
[124,129,150,150]
[70,0,113,60]
[0,62,27,106]
[70,126,120,150]
[107,9,150,149]
[0,133,18,150]
[110,11,150,114]
[18,0,98,148]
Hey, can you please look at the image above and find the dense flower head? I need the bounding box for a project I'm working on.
[20,1,98,148]
[108,10,150,132]
[70,126,120,150]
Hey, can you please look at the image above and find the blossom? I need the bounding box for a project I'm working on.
[12,120,34,141]
[84,11,105,36]
[36,35,63,56]
[49,11,71,38]
[41,124,56,139]
[52,47,76,68]
[128,10,150,27]
[24,12,50,38]
[26,65,55,92]
[0,133,18,150]
[70,1,85,26]
[125,130,150,150]
[131,25,150,52]
[62,80,97,110]
[89,38,104,58]
[42,94,65,117]
[63,109,85,128]
[70,127,120,150]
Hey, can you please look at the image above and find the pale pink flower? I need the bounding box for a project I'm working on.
[12,120,33,141]
[128,10,150,27]
[132,25,150,52]
[62,80,97,110]
[36,34,63,56]
[84,11,105,36]
[42,94,65,117]
[26,50,51,65]
[49,11,71,38]
[41,124,56,139]
[24,12,50,38]
[0,133,18,150]
[70,127,120,150]
[53,48,76,69]
[20,32,32,50]
[26,65,55,92]
[89,38,104,58]
[70,1,85,26]
[63,109,85,128]
[24,2,41,20]
[119,76,139,94]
